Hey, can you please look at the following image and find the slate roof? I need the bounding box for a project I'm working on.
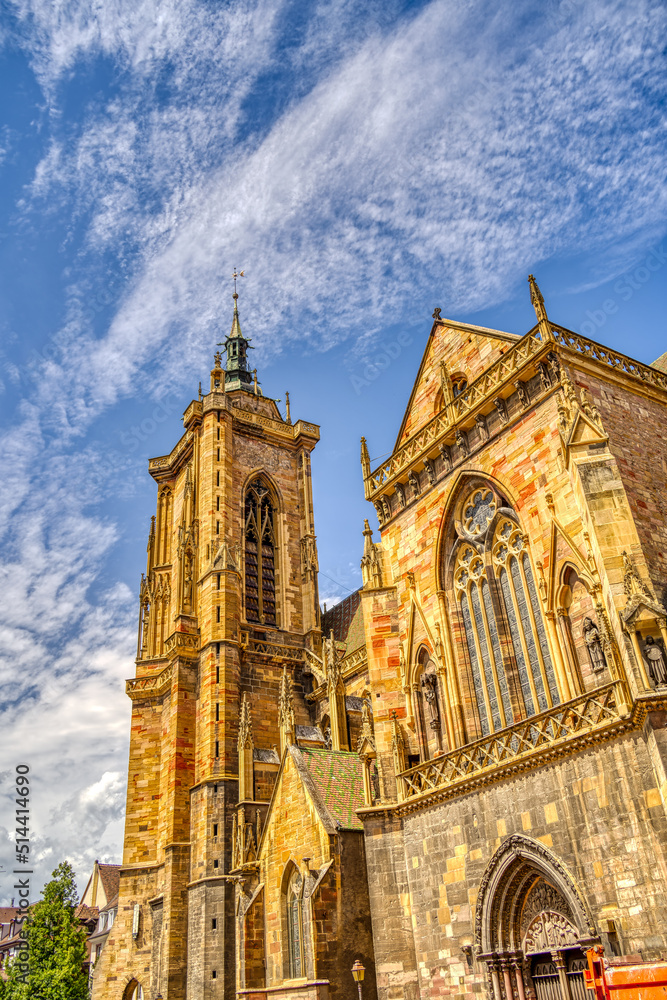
[97,863,121,904]
[75,903,99,924]
[321,589,365,657]
[299,748,365,831]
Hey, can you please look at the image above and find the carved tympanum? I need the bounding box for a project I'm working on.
[523,911,579,954]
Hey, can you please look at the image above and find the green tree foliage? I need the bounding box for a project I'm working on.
[0,862,89,1000]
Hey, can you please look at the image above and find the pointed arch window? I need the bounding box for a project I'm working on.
[244,478,277,626]
[450,487,559,738]
[286,867,304,979]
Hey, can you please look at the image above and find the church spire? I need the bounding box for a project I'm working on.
[219,268,256,392]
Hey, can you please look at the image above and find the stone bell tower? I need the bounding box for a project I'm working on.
[92,283,321,1000]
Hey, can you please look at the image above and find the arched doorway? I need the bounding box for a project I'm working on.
[475,836,597,1000]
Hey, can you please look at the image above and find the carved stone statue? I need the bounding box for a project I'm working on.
[537,361,552,391]
[475,413,489,442]
[557,390,570,432]
[494,397,508,425]
[439,443,452,471]
[395,483,406,508]
[644,636,667,686]
[455,428,469,458]
[514,380,530,408]
[183,551,194,612]
[371,763,381,802]
[421,673,440,724]
[381,496,391,521]
[580,387,602,427]
[523,911,578,954]
[424,458,436,485]
[408,470,420,497]
[583,617,606,673]
[547,352,561,383]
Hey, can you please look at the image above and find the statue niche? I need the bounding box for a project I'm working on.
[415,648,442,758]
[643,635,667,687]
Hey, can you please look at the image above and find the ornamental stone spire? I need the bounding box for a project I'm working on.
[528,273,555,343]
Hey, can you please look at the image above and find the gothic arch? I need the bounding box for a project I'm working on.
[440,478,560,738]
[474,835,595,956]
[122,980,144,1000]
[241,468,284,511]
[434,470,519,596]
[281,860,305,980]
[243,473,282,627]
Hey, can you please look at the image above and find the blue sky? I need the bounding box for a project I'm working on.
[0,0,665,900]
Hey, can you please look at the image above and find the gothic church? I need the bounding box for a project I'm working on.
[91,277,667,1000]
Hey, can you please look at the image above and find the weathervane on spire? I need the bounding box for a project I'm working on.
[232,267,245,298]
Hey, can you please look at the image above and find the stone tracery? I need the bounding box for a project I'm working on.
[450,486,559,738]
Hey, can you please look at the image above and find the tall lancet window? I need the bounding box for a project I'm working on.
[286,866,304,979]
[244,478,277,626]
[492,517,559,714]
[450,485,559,739]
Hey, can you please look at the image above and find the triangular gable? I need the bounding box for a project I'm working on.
[565,411,608,449]
[393,318,520,450]
[547,519,594,611]
[257,747,365,861]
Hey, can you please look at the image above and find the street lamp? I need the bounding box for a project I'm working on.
[351,959,365,1000]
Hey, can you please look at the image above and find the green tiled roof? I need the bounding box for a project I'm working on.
[299,748,365,830]
[653,351,667,374]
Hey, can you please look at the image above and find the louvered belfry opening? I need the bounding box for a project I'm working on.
[244,477,277,626]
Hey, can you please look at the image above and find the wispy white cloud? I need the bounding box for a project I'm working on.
[22,0,667,425]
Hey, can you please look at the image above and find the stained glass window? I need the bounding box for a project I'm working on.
[460,592,490,736]
[470,584,501,731]
[463,488,496,536]
[510,557,548,711]
[287,868,303,978]
[451,495,560,739]
[500,567,536,716]
[523,554,559,705]
[481,580,514,725]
